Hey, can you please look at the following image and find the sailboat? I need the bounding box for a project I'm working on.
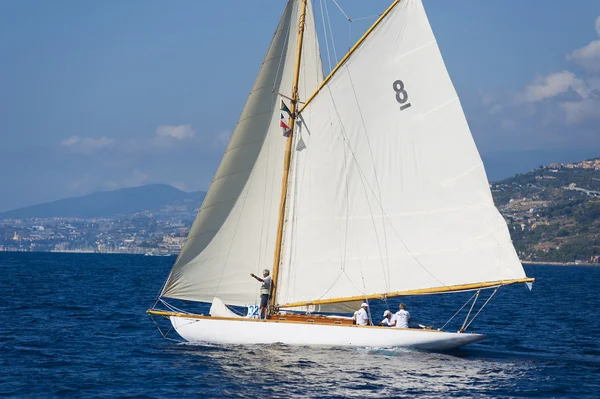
[148,0,534,350]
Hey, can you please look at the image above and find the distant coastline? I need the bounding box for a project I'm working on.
[521,260,600,267]
[0,249,176,256]
[1,250,599,266]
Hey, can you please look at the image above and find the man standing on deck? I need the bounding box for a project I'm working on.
[250,269,272,319]
[353,303,371,326]
[391,303,411,328]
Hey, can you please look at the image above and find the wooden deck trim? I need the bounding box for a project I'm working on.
[147,309,445,333]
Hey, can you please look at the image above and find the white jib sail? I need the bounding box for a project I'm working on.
[161,0,324,306]
[276,0,527,308]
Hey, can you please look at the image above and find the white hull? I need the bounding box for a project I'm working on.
[170,316,485,351]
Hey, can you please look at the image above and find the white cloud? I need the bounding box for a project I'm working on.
[567,41,600,71]
[560,99,600,124]
[481,16,600,151]
[518,71,587,103]
[61,136,115,152]
[566,16,600,72]
[155,124,195,140]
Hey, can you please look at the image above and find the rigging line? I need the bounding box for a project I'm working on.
[285,117,313,305]
[325,83,390,289]
[327,85,404,291]
[287,121,353,304]
[280,131,299,305]
[463,288,499,332]
[352,14,380,22]
[151,267,171,307]
[460,290,480,332]
[259,85,283,279]
[323,0,338,64]
[318,0,333,71]
[315,84,447,287]
[384,296,391,313]
[348,22,352,53]
[359,269,374,325]
[277,112,299,306]
[149,315,184,343]
[159,298,190,314]
[340,95,350,276]
[331,0,351,21]
[313,269,347,302]
[440,291,479,331]
[258,97,289,303]
[346,66,392,293]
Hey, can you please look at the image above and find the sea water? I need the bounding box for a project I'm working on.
[1,252,599,398]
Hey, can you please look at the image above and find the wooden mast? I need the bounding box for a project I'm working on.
[269,0,309,312]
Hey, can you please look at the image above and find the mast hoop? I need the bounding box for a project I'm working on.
[277,277,536,309]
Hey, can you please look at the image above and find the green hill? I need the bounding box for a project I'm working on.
[491,158,600,264]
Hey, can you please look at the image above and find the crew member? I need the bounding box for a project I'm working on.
[250,269,272,319]
[391,303,411,328]
[353,302,371,326]
[379,310,393,326]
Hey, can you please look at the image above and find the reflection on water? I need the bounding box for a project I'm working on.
[172,343,534,398]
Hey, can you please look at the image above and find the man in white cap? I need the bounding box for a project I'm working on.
[353,303,371,326]
[379,310,393,326]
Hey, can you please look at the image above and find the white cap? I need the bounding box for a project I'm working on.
[383,310,391,317]
[361,302,369,307]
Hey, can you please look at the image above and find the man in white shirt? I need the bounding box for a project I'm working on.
[379,310,393,326]
[250,269,272,319]
[353,303,371,326]
[391,303,411,328]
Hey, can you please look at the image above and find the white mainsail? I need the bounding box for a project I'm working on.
[276,0,527,308]
[161,0,324,305]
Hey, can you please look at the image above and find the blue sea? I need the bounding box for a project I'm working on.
[1,252,599,398]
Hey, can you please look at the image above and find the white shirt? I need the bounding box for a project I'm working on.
[355,308,369,326]
[393,309,411,328]
[380,317,393,326]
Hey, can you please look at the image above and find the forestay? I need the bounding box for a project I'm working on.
[161,0,324,305]
[276,0,527,308]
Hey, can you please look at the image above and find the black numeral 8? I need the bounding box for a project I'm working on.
[393,80,408,103]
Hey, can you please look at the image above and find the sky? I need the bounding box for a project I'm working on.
[1,0,599,211]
